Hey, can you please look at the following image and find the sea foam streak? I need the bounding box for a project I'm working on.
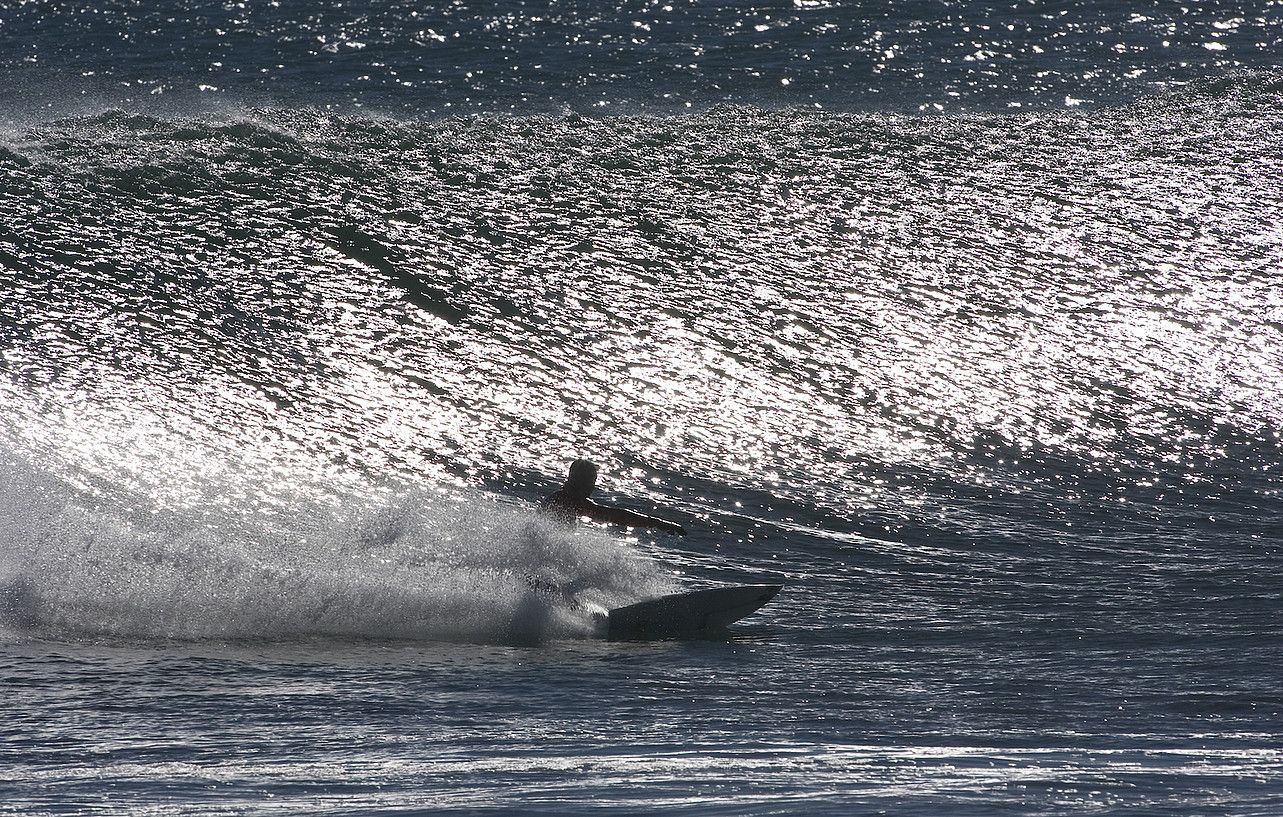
[0,453,676,645]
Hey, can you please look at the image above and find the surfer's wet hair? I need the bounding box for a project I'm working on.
[565,459,598,498]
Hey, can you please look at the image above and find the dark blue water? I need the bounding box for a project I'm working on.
[2,1,1282,814]
[3,0,1280,115]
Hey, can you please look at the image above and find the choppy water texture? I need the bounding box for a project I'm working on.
[2,0,1283,815]
[2,0,1281,114]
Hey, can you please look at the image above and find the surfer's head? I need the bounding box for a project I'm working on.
[564,459,598,499]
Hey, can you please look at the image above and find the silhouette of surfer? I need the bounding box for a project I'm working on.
[539,459,686,535]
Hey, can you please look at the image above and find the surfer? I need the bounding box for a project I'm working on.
[539,459,686,535]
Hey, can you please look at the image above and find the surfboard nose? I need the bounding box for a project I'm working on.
[606,583,785,640]
[755,584,783,601]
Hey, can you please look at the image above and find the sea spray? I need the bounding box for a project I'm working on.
[0,454,677,644]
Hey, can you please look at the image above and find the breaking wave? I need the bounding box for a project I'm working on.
[0,451,676,645]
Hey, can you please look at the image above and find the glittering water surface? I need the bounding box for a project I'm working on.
[4,639,1283,816]
[3,0,1283,814]
[2,0,1282,113]
[4,96,1282,520]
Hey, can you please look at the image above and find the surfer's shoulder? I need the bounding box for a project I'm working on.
[538,490,589,521]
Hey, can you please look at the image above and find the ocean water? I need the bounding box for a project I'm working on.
[2,0,1283,814]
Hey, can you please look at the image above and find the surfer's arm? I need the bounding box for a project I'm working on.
[585,503,686,535]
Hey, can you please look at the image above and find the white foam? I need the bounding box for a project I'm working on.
[0,456,678,645]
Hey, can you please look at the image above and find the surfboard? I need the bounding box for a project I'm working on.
[606,584,783,640]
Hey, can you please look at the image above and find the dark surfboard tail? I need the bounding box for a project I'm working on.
[606,583,783,640]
